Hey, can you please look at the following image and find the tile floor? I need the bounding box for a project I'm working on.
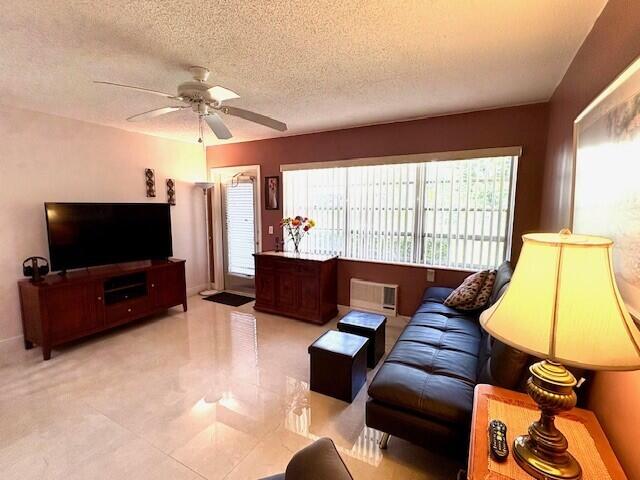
[0,296,462,479]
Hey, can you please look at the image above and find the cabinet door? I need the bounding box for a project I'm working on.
[276,271,298,311]
[255,269,276,307]
[88,281,106,326]
[150,264,185,308]
[298,274,320,314]
[45,284,100,342]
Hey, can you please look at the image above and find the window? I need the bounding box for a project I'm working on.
[282,152,517,270]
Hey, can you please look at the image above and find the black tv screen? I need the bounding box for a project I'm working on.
[45,203,173,271]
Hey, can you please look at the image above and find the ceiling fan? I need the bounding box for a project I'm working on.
[94,66,287,142]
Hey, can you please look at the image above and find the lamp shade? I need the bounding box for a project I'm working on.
[480,230,640,370]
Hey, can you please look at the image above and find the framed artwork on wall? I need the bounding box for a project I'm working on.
[573,56,640,323]
[145,168,156,197]
[265,176,279,210]
[166,178,176,205]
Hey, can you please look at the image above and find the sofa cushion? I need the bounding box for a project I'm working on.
[409,313,480,335]
[422,286,455,303]
[476,331,494,377]
[490,261,512,305]
[476,337,530,389]
[386,341,479,384]
[399,325,480,355]
[415,301,475,318]
[368,362,476,426]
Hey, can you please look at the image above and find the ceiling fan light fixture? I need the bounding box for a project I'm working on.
[189,66,210,83]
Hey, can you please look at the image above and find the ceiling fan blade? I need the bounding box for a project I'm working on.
[208,86,240,103]
[94,81,180,99]
[205,113,233,139]
[126,106,188,122]
[221,106,287,131]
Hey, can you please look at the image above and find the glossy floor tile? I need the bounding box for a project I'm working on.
[0,297,462,479]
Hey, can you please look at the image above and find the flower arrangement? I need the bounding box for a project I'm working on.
[281,216,316,253]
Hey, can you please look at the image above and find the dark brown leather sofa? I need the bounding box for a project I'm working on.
[366,262,532,454]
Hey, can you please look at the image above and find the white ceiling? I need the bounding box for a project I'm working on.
[0,0,606,145]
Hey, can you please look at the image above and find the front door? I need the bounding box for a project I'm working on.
[221,175,258,295]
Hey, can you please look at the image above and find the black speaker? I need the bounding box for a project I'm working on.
[23,256,49,282]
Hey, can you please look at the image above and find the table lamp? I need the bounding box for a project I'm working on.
[480,229,640,480]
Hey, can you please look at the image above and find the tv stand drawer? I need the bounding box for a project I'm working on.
[105,297,151,325]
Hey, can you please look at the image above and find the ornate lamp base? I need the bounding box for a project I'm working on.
[514,435,581,480]
[514,360,583,480]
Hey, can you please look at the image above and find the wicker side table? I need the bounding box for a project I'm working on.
[468,384,627,480]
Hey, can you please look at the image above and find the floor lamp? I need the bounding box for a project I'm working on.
[195,181,217,296]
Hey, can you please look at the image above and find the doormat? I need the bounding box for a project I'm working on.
[203,292,254,307]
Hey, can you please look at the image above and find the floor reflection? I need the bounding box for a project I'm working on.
[0,298,459,479]
[284,376,383,466]
[193,310,281,437]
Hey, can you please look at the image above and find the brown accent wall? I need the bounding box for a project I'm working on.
[539,1,640,478]
[208,103,548,315]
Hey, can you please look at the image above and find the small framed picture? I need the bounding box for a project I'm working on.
[265,176,279,210]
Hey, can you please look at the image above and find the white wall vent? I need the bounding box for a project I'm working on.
[350,279,398,316]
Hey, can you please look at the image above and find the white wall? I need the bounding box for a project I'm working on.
[0,106,208,342]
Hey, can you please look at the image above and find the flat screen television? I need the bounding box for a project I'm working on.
[45,202,173,271]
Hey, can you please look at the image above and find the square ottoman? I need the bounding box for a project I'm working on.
[337,310,386,368]
[308,330,368,402]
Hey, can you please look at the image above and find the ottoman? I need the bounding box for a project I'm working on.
[308,330,368,403]
[337,310,386,368]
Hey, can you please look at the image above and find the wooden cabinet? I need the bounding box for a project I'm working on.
[149,261,187,309]
[19,259,187,360]
[253,252,338,324]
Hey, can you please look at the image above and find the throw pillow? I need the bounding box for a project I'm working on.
[444,270,496,311]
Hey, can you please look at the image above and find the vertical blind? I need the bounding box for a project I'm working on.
[282,155,517,270]
[224,180,256,276]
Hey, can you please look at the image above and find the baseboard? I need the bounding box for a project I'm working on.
[0,335,24,355]
[187,283,209,297]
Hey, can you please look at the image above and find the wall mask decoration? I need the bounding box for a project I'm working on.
[166,178,176,205]
[145,168,156,197]
[265,175,279,210]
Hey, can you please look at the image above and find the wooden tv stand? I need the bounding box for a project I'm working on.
[18,259,187,360]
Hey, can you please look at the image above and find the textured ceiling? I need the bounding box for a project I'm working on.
[0,0,606,145]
